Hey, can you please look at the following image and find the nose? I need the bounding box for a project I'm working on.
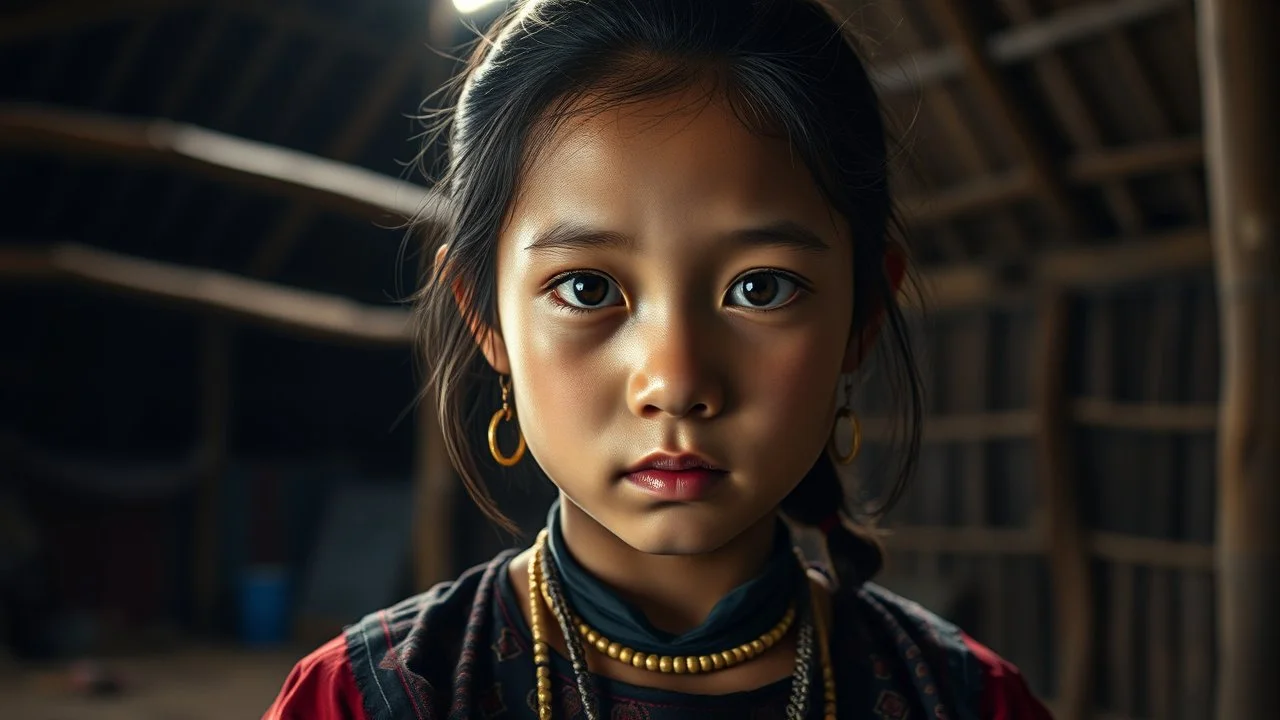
[626,311,725,420]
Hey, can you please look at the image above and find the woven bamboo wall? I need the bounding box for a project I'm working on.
[861,274,1219,719]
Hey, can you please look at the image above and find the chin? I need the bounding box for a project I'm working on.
[615,505,748,556]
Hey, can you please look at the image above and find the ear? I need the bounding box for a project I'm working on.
[437,243,511,374]
[842,243,906,372]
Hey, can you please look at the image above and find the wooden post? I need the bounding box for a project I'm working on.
[1034,292,1093,720]
[1196,1,1280,717]
[412,388,456,592]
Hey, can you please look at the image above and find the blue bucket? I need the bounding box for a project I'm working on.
[238,565,290,646]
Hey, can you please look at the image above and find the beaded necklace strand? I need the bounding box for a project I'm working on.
[527,530,837,719]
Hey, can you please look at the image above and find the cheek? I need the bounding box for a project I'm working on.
[748,329,842,436]
[498,293,619,469]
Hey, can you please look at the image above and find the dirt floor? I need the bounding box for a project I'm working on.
[0,646,303,720]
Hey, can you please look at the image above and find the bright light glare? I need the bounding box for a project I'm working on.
[453,0,503,13]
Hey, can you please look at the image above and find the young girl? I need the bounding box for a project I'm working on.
[266,0,1052,717]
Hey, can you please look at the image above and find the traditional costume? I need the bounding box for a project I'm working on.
[266,505,1050,719]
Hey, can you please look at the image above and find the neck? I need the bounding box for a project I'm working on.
[557,495,778,635]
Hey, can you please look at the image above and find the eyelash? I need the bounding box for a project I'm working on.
[541,268,812,314]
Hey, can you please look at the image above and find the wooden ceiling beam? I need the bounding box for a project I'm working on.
[893,4,1028,257]
[0,104,446,227]
[918,227,1211,310]
[0,243,411,346]
[1066,136,1203,184]
[1100,23,1208,222]
[930,0,1079,234]
[907,169,1033,226]
[997,0,1146,235]
[870,0,1182,93]
[905,136,1203,225]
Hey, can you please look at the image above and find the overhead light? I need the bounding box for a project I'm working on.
[453,0,503,13]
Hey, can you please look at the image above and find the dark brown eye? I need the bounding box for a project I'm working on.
[728,271,798,309]
[553,273,621,309]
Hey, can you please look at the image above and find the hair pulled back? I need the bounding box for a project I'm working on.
[413,0,924,595]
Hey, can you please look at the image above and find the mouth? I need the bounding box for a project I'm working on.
[622,452,728,502]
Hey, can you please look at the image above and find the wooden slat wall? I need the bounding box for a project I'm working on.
[860,273,1219,718]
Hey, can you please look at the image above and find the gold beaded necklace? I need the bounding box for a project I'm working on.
[537,572,796,675]
[527,531,838,719]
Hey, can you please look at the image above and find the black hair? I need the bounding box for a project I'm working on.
[412,0,924,596]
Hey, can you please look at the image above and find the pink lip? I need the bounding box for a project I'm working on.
[623,453,726,501]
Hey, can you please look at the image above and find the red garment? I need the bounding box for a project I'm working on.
[964,634,1055,720]
[264,632,1053,719]
[264,636,367,720]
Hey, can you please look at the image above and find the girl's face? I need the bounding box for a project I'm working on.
[484,89,858,555]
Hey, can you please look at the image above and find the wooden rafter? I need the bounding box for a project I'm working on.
[893,4,1028,256]
[997,0,1146,234]
[1035,290,1093,720]
[905,136,1203,225]
[0,243,411,345]
[930,0,1079,234]
[0,104,446,227]
[920,227,1211,309]
[1099,21,1208,221]
[1066,136,1203,183]
[869,0,1183,93]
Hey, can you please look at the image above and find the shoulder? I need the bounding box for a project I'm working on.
[847,583,1053,720]
[266,552,514,720]
[960,635,1055,720]
[340,552,515,720]
[262,636,367,720]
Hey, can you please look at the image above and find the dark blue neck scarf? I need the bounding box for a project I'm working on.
[544,499,805,655]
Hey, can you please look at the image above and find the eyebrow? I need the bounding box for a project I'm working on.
[524,220,830,254]
[524,223,634,253]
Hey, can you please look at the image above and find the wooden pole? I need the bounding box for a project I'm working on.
[1034,291,1093,720]
[1196,1,1280,717]
[409,0,462,593]
[411,388,456,592]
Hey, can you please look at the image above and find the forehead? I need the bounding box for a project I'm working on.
[503,88,843,242]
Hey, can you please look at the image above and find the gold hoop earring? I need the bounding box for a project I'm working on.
[828,376,861,465]
[488,376,526,467]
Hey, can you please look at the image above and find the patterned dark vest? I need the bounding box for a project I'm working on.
[344,553,984,720]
